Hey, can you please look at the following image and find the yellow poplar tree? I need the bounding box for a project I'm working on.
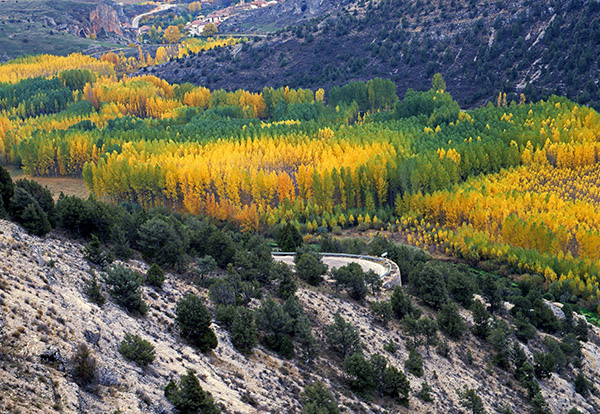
[163,26,182,44]
[155,47,168,63]
[315,88,325,103]
[203,23,218,37]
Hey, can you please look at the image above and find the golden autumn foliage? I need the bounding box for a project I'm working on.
[5,54,600,306]
[0,53,114,84]
[188,1,202,12]
[163,26,182,44]
[316,88,325,103]
[183,87,211,108]
[238,91,266,118]
[177,37,240,59]
[82,134,397,218]
[155,47,169,64]
[400,163,600,260]
[77,76,287,120]
[82,75,177,118]
[94,38,240,75]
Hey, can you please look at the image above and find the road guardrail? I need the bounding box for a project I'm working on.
[272,252,401,288]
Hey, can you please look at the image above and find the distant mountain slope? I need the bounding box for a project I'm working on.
[0,0,134,61]
[220,0,355,32]
[149,0,600,109]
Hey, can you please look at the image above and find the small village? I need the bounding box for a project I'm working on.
[185,0,279,36]
[136,0,280,38]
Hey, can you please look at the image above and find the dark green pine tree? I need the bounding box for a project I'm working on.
[84,234,111,266]
[164,370,220,414]
[231,307,258,354]
[0,163,14,217]
[175,294,218,352]
[277,222,303,251]
[146,263,165,288]
[301,381,340,414]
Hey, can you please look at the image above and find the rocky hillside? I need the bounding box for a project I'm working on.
[0,0,135,61]
[220,0,355,32]
[0,218,599,413]
[150,0,600,109]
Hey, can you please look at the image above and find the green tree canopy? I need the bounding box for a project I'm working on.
[164,370,220,414]
[175,293,218,352]
[277,222,303,251]
[327,312,362,359]
[295,253,328,286]
[301,381,340,414]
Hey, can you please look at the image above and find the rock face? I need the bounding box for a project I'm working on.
[89,4,123,36]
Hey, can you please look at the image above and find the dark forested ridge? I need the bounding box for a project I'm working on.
[149,0,600,109]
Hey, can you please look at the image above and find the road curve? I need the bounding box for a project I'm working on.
[132,4,177,29]
[274,255,387,275]
[272,253,401,288]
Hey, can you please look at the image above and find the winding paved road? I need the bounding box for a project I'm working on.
[132,4,177,29]
[274,255,387,275]
[273,253,401,288]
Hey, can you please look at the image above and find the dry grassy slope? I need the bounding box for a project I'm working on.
[0,218,599,413]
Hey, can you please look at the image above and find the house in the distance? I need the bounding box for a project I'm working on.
[138,25,150,36]
[185,20,206,37]
[185,0,281,36]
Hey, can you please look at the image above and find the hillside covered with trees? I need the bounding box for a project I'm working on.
[0,164,599,413]
[3,54,600,315]
[2,10,600,411]
[151,0,600,110]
